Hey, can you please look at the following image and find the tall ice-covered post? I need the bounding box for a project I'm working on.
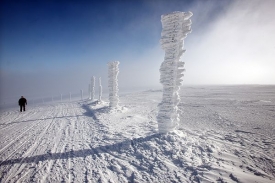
[91,76,95,101]
[108,61,120,108]
[98,77,102,102]
[157,11,192,133]
[89,84,91,99]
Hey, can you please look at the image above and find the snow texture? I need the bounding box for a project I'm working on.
[98,77,102,102]
[0,86,274,183]
[158,11,193,133]
[108,61,120,108]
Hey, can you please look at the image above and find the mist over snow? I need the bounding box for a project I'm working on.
[1,0,275,105]
[184,0,275,85]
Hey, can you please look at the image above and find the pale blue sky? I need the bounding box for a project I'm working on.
[1,0,274,102]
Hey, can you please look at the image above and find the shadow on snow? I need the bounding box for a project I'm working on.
[0,102,108,126]
[0,101,160,166]
[0,133,161,166]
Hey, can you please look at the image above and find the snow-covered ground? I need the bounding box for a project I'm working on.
[0,85,274,182]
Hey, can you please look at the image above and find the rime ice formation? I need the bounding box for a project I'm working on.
[88,84,91,99]
[98,77,102,102]
[108,61,120,108]
[157,11,192,133]
[90,76,95,100]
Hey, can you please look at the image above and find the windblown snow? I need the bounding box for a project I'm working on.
[0,86,274,182]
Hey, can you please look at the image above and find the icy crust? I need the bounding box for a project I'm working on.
[108,61,120,108]
[158,11,192,133]
[161,11,193,21]
[160,11,192,49]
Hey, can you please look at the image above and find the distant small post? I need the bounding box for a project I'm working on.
[99,77,102,102]
[88,84,91,99]
[91,76,95,101]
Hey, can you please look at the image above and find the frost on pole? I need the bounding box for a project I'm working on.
[88,84,91,99]
[108,61,120,108]
[91,76,95,100]
[98,77,102,102]
[157,11,192,133]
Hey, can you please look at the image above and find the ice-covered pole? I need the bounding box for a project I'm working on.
[98,77,102,102]
[88,84,91,99]
[108,61,120,108]
[91,76,96,101]
[157,11,192,133]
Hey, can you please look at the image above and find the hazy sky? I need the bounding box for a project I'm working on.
[1,0,275,101]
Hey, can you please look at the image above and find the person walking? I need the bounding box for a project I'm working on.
[18,96,27,112]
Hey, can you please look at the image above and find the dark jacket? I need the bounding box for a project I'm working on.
[18,98,27,106]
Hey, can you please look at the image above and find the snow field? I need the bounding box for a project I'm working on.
[0,86,274,182]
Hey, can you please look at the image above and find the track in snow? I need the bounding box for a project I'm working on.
[0,86,275,183]
[0,101,113,182]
